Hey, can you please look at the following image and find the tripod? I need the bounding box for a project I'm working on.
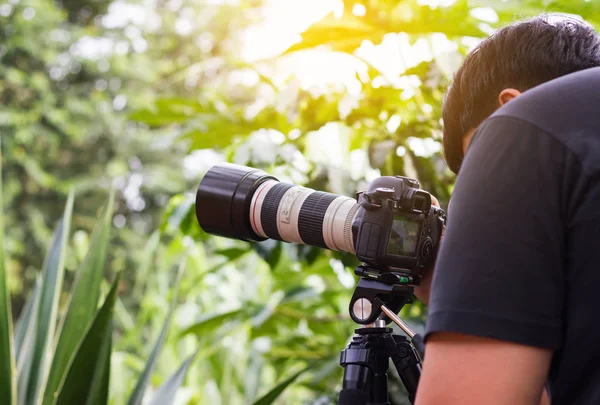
[339,266,426,405]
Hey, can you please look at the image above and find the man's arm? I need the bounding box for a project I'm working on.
[416,333,552,405]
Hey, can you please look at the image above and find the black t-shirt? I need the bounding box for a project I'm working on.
[425,67,600,405]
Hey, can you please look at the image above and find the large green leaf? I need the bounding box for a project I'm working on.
[250,368,308,405]
[16,278,41,405]
[83,316,113,405]
[285,1,484,55]
[147,351,198,405]
[14,277,40,359]
[42,191,115,405]
[53,274,120,405]
[285,12,387,54]
[0,139,16,405]
[127,260,186,405]
[26,191,74,405]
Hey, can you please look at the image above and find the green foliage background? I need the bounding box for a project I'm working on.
[2,0,599,403]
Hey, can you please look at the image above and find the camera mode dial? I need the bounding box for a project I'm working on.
[420,237,434,262]
[375,187,395,199]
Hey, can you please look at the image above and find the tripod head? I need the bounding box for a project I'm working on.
[349,265,417,326]
[339,265,425,405]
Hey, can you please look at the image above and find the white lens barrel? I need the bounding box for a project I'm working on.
[276,186,314,244]
[250,180,278,238]
[248,181,359,254]
[322,196,359,253]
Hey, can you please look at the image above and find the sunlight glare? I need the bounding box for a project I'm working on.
[386,115,402,133]
[352,3,367,17]
[241,0,342,61]
[416,0,456,8]
[242,0,468,92]
[407,137,442,157]
[470,7,499,23]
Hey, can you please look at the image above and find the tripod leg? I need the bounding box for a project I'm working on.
[371,370,390,405]
[388,335,421,405]
[339,331,392,405]
[339,364,370,405]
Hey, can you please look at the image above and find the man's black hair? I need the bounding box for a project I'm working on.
[442,15,600,174]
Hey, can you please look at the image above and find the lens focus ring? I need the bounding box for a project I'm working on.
[260,183,294,241]
[298,192,337,249]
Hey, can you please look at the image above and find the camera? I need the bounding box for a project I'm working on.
[354,176,445,273]
[196,163,440,403]
[195,163,445,276]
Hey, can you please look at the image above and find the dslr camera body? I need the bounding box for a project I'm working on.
[354,176,445,274]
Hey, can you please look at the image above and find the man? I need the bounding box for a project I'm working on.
[414,15,600,405]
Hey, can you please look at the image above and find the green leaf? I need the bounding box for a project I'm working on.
[215,248,249,261]
[16,278,41,405]
[179,129,238,150]
[127,260,186,405]
[281,286,320,304]
[250,368,308,405]
[284,12,387,54]
[53,274,120,405]
[180,308,247,337]
[251,292,285,329]
[472,0,600,28]
[15,276,40,364]
[42,191,115,405]
[129,98,214,127]
[285,2,485,56]
[253,240,283,269]
[147,351,198,405]
[83,316,113,405]
[0,139,16,405]
[26,190,74,405]
[132,230,161,299]
[164,195,195,233]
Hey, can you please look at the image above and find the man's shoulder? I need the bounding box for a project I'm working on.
[487,67,600,176]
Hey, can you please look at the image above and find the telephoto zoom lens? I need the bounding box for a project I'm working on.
[196,163,360,253]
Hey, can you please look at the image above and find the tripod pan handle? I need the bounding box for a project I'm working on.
[412,334,425,359]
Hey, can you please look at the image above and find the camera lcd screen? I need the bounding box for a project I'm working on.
[387,217,421,257]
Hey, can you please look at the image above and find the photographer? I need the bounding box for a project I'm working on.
[415,16,600,405]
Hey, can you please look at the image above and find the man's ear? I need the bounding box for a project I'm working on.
[499,88,522,106]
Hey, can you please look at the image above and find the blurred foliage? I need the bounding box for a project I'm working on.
[0,0,183,307]
[0,178,201,405]
[2,0,599,404]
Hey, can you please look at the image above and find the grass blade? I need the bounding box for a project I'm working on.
[127,260,186,405]
[14,277,40,359]
[250,368,308,405]
[26,191,74,404]
[83,308,113,405]
[42,191,115,405]
[53,274,120,405]
[16,277,41,405]
[147,351,198,405]
[0,139,16,405]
